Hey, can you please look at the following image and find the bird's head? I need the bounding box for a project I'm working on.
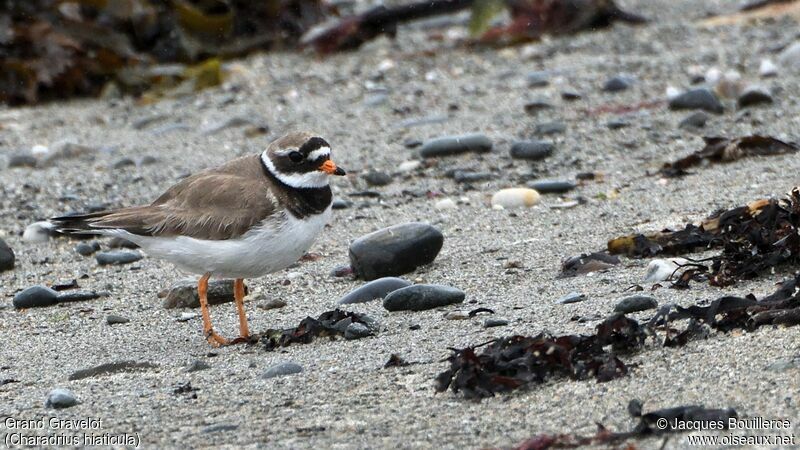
[261,132,346,188]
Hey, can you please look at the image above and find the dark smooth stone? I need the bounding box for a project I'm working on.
[349,222,444,281]
[679,111,709,129]
[523,99,554,115]
[162,279,244,309]
[344,322,372,340]
[337,277,412,305]
[106,314,130,325]
[420,134,492,158]
[603,76,633,92]
[68,361,158,380]
[8,153,38,168]
[57,291,103,303]
[536,121,567,135]
[561,89,582,100]
[528,179,576,194]
[13,286,58,308]
[0,238,14,271]
[669,88,724,114]
[509,140,554,160]
[262,362,303,379]
[383,284,465,311]
[483,318,509,328]
[95,250,142,265]
[557,292,586,304]
[738,86,773,108]
[526,72,550,87]
[74,241,101,256]
[113,157,136,169]
[403,138,423,148]
[614,295,658,314]
[453,171,494,183]
[331,198,352,210]
[45,389,78,409]
[363,171,393,186]
[606,120,629,129]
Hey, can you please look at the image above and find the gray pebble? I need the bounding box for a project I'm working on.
[140,155,158,165]
[557,292,586,304]
[186,360,211,372]
[603,76,633,92]
[614,295,658,313]
[74,241,101,256]
[331,198,352,210]
[112,157,136,169]
[383,284,465,312]
[344,322,373,340]
[349,222,444,281]
[679,111,709,129]
[483,318,509,328]
[526,72,550,88]
[606,120,629,129]
[509,140,554,160]
[364,93,388,107]
[106,314,130,325]
[363,171,393,186]
[262,362,303,379]
[536,121,567,135]
[420,134,492,158]
[257,298,287,310]
[527,179,576,194]
[0,238,15,272]
[737,86,773,108]
[669,88,724,114]
[561,89,582,100]
[13,286,59,309]
[96,250,142,266]
[337,277,412,305]
[8,153,38,168]
[523,99,554,115]
[45,388,78,408]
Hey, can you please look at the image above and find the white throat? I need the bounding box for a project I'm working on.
[261,151,330,189]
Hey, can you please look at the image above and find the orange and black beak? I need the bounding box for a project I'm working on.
[319,159,346,176]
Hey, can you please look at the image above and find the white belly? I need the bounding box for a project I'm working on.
[109,208,332,278]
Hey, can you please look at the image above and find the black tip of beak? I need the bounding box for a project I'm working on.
[334,167,346,176]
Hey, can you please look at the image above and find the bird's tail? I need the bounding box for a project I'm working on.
[49,211,115,235]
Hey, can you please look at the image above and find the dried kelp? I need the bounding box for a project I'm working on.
[609,190,800,286]
[0,0,332,104]
[261,309,375,351]
[435,314,645,399]
[514,404,737,449]
[659,136,798,178]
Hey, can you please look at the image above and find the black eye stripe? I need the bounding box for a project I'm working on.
[299,137,330,154]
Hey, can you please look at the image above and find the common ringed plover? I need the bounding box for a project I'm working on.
[51,132,346,346]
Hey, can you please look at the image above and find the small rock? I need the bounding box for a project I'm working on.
[603,75,633,92]
[106,314,130,325]
[186,360,211,372]
[262,362,303,379]
[162,279,242,309]
[614,295,658,314]
[778,41,800,70]
[45,388,78,409]
[363,171,393,186]
[177,312,198,322]
[257,299,287,310]
[509,140,554,160]
[644,258,689,282]
[435,198,458,210]
[606,119,629,130]
[759,59,778,77]
[402,138,423,149]
[491,188,540,209]
[13,286,59,309]
[338,277,412,305]
[536,121,567,135]
[445,311,470,320]
[527,179,576,194]
[628,399,644,417]
[526,71,550,87]
[364,93,388,107]
[453,171,493,183]
[398,160,421,172]
[112,157,136,169]
[557,292,586,304]
[95,250,142,266]
[420,134,492,158]
[483,318,509,328]
[56,291,102,303]
[523,99,554,115]
[74,241,101,256]
[349,222,444,281]
[8,153,38,168]
[737,85,773,108]
[23,221,54,243]
[0,238,15,271]
[383,284,465,312]
[679,111,709,129]
[344,322,372,340]
[140,155,158,165]
[668,88,724,114]
[331,198,351,210]
[561,89,582,101]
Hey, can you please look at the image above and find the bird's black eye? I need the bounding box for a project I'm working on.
[288,151,303,163]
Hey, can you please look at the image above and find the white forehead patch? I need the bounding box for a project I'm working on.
[307,147,330,161]
[261,151,330,189]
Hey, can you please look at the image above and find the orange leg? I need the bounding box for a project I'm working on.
[198,273,229,347]
[233,278,250,341]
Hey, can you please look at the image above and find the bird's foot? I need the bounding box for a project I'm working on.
[204,329,231,347]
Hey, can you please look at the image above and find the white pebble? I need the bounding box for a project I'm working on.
[644,258,689,282]
[704,67,722,85]
[31,144,49,156]
[23,221,54,243]
[759,59,778,77]
[491,188,540,209]
[397,160,421,172]
[435,198,457,210]
[177,312,198,322]
[665,86,681,100]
